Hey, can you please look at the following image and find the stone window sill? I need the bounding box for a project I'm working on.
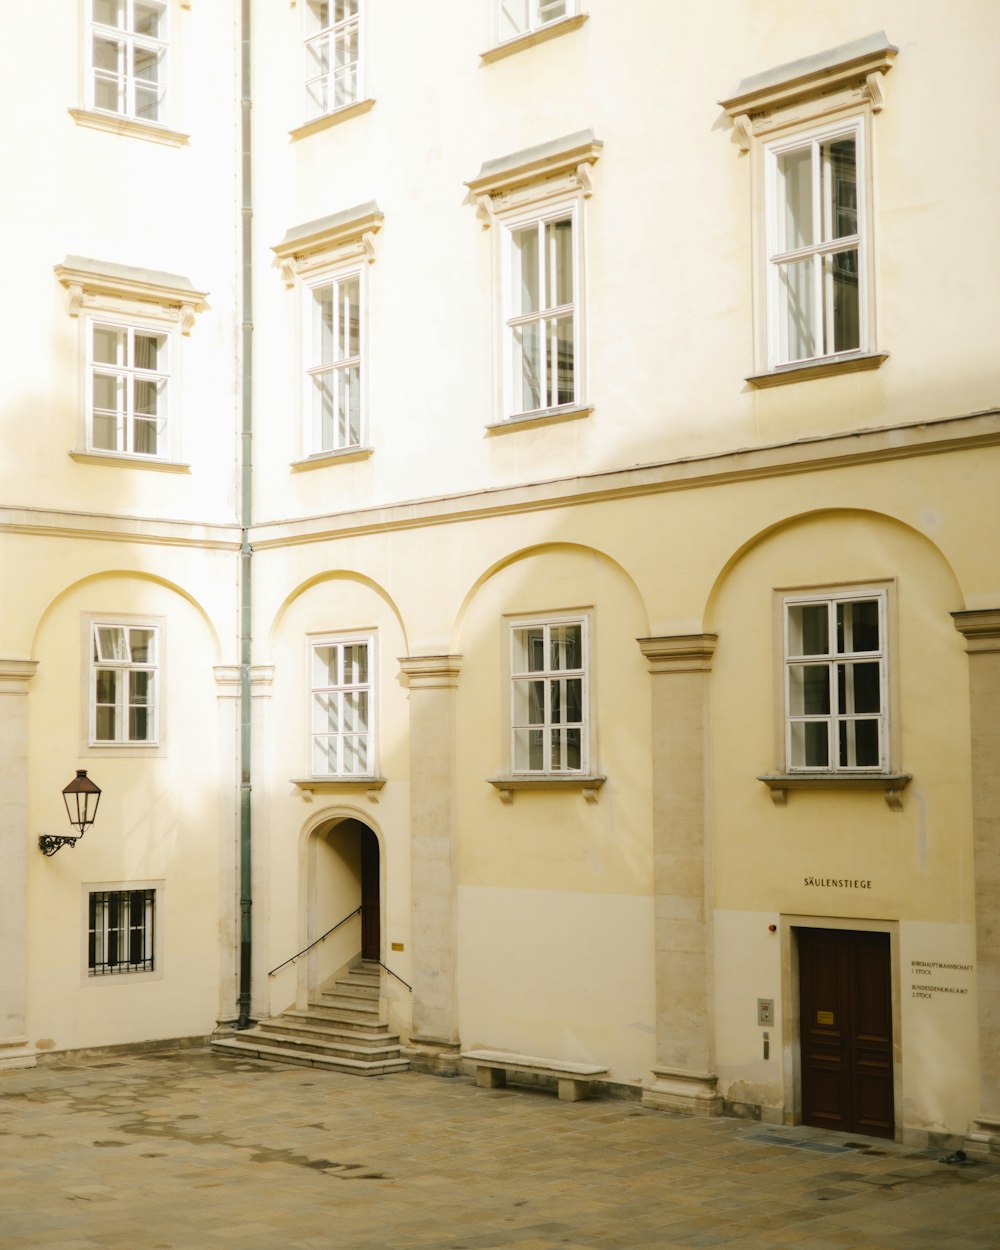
[70,451,190,473]
[747,352,888,389]
[487,404,593,434]
[292,777,385,803]
[290,98,375,141]
[480,14,588,64]
[69,108,189,148]
[758,772,912,811]
[291,446,373,471]
[487,774,605,803]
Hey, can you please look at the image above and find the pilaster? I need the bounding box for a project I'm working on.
[398,655,463,1075]
[0,660,39,1069]
[636,635,722,1115]
[953,609,1000,1158]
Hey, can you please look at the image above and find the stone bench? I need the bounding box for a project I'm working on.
[461,1049,608,1102]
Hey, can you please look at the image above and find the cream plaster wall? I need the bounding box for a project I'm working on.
[458,885,655,1084]
[25,575,224,1051]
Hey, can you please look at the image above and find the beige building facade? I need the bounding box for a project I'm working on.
[2,1,999,1153]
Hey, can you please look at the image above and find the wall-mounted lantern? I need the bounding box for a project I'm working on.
[39,771,101,856]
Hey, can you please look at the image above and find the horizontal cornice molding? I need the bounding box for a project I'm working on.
[249,408,1000,550]
[0,505,241,551]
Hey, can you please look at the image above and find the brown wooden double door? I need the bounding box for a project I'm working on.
[798,928,894,1139]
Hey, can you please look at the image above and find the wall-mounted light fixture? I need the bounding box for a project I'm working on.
[39,771,101,856]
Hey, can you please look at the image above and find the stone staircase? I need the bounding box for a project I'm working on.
[211,961,409,1077]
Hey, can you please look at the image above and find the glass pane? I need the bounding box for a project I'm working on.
[838,661,880,714]
[552,726,581,770]
[513,321,542,413]
[837,599,878,652]
[565,677,582,722]
[840,718,880,768]
[343,734,368,774]
[92,412,118,450]
[312,737,336,774]
[334,0,357,22]
[315,285,334,363]
[135,83,161,121]
[94,0,122,27]
[512,224,540,316]
[93,35,120,71]
[313,644,338,687]
[828,248,860,353]
[548,313,574,407]
[129,628,155,663]
[95,668,118,703]
[95,705,116,741]
[313,371,335,449]
[92,371,121,415]
[332,48,357,108]
[545,217,573,307]
[337,364,361,447]
[550,624,581,670]
[313,692,339,733]
[499,0,529,39]
[96,626,126,662]
[539,0,568,21]
[514,727,544,771]
[513,679,545,727]
[513,626,544,674]
[777,256,816,362]
[823,137,857,241]
[129,706,149,740]
[133,417,158,455]
[340,276,360,357]
[343,691,368,733]
[134,331,165,370]
[134,378,160,416]
[778,145,813,251]
[130,670,152,704]
[306,0,330,32]
[788,604,829,657]
[790,720,829,768]
[93,325,124,364]
[133,2,165,38]
[94,74,121,112]
[788,665,830,716]
[306,75,328,117]
[343,643,368,685]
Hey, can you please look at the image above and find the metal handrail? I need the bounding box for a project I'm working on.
[374,960,412,992]
[267,906,361,977]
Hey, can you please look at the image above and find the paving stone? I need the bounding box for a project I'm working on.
[0,1051,998,1250]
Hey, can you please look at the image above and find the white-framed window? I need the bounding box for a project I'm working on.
[501,204,580,418]
[306,269,363,454]
[90,621,159,746]
[498,0,577,42]
[765,119,867,369]
[88,888,156,975]
[310,635,374,776]
[89,0,168,123]
[784,590,887,773]
[510,616,588,774]
[304,0,361,121]
[87,319,170,458]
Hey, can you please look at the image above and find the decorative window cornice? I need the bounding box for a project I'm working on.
[54,256,207,334]
[466,129,602,226]
[720,31,898,151]
[272,200,383,286]
[480,12,588,65]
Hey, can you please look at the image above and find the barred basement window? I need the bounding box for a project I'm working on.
[88,889,155,975]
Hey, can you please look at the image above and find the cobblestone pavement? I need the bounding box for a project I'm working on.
[1,1049,998,1250]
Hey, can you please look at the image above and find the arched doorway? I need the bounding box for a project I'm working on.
[306,817,382,1001]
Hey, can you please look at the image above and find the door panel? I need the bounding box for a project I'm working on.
[360,826,380,961]
[799,928,893,1138]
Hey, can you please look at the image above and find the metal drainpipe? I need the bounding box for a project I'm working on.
[237,0,254,1030]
